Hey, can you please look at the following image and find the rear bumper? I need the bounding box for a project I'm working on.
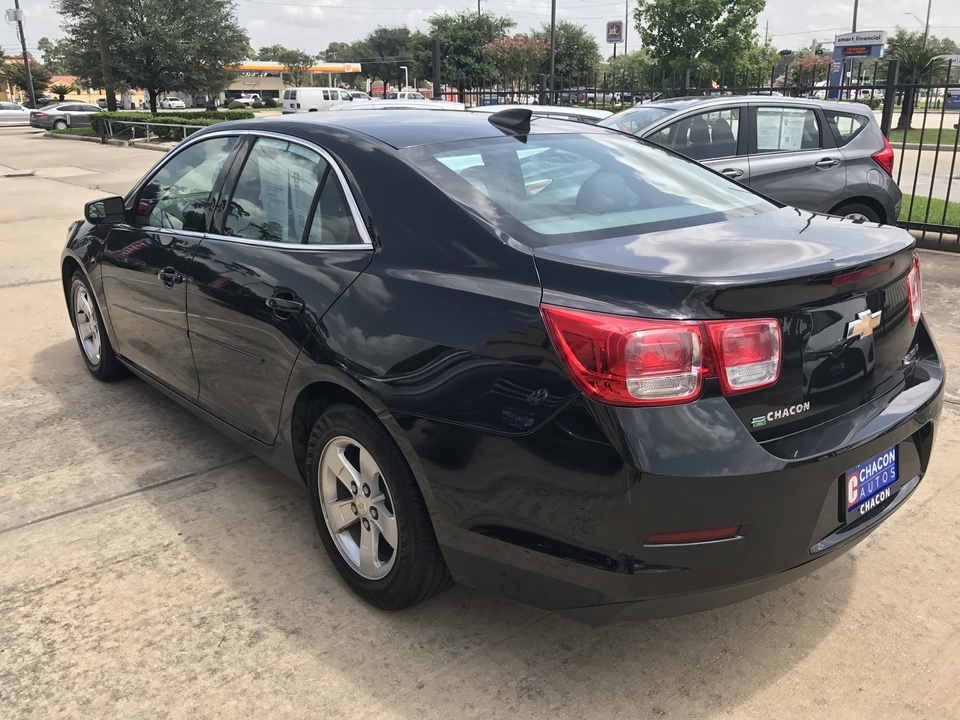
[421,347,943,625]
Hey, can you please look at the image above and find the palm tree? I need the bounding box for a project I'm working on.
[888,30,945,130]
[49,82,79,102]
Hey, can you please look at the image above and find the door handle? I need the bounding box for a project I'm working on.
[815,158,841,169]
[157,267,185,287]
[266,296,305,313]
[720,168,744,179]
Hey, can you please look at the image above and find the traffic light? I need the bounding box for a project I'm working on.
[815,47,824,55]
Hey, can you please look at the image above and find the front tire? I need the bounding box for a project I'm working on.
[68,271,126,381]
[307,403,452,610]
[53,119,68,130]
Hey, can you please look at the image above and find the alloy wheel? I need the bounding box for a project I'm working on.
[318,436,398,580]
[844,212,870,222]
[73,284,101,366]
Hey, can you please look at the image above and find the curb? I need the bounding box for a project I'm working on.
[44,131,173,152]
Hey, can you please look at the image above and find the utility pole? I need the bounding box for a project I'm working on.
[11,0,36,109]
[548,0,556,97]
[923,0,932,49]
[852,0,858,32]
[764,21,769,45]
[92,0,118,112]
[623,0,628,54]
[477,0,480,16]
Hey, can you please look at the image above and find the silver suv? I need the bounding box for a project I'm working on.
[600,96,901,224]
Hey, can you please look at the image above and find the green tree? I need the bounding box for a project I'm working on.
[887,29,946,130]
[606,49,654,85]
[634,0,767,74]
[532,21,601,80]
[259,46,315,87]
[484,33,550,89]
[49,81,80,101]
[37,37,68,75]
[414,12,515,93]
[2,60,52,105]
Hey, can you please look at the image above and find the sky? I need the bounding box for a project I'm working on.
[4,0,960,65]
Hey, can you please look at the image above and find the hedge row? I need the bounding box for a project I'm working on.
[90,110,255,140]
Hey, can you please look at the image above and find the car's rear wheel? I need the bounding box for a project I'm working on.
[834,201,882,223]
[69,271,126,381]
[306,403,452,609]
[53,119,68,130]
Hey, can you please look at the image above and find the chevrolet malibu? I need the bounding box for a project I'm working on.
[61,109,943,624]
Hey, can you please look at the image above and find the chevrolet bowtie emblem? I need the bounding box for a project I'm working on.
[846,309,882,339]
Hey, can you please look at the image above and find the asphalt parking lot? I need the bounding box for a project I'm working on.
[1,126,959,719]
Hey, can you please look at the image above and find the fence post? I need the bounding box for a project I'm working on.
[880,58,899,138]
[431,40,441,101]
[680,69,690,97]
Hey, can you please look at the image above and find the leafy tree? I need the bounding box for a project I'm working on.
[606,49,654,85]
[782,51,834,91]
[532,21,601,80]
[414,12,515,93]
[361,26,418,88]
[484,34,550,89]
[259,46,315,87]
[37,37,69,75]
[2,60,52,105]
[49,82,80,101]
[634,0,766,74]
[887,29,946,130]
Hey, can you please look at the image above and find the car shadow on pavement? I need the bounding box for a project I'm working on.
[22,337,859,718]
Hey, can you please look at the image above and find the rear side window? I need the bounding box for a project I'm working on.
[283,90,292,100]
[322,90,331,101]
[412,133,771,245]
[648,108,741,160]
[756,107,821,153]
[823,110,869,146]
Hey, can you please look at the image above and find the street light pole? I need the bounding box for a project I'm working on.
[852,0,858,32]
[11,0,36,108]
[923,0,932,49]
[548,0,556,97]
[623,0,628,54]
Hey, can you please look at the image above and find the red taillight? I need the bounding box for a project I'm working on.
[832,261,893,286]
[34,112,47,117]
[541,305,781,407]
[645,526,741,545]
[872,135,894,177]
[906,253,922,324]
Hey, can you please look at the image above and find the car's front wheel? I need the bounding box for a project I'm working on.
[307,403,452,610]
[68,271,126,381]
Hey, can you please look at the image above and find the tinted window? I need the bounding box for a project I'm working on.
[283,90,292,100]
[386,93,398,99]
[823,109,869,146]
[0,102,19,110]
[306,175,362,245]
[81,104,101,112]
[135,136,238,231]
[756,107,821,153]
[322,90,331,101]
[599,106,675,135]
[648,108,741,160]
[413,133,771,245]
[339,90,352,101]
[224,137,326,244]
[59,104,81,112]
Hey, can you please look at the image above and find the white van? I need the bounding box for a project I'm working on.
[282,87,353,113]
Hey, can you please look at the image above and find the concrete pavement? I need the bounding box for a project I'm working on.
[1,126,959,720]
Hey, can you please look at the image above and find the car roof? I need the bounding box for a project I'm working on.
[234,109,609,149]
[644,94,872,115]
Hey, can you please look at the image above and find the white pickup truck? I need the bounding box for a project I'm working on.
[234,94,263,107]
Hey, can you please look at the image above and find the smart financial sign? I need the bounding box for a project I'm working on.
[827,30,886,98]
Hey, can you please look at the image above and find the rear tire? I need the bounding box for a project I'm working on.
[833,201,882,224]
[68,271,126,381]
[53,119,68,130]
[307,403,452,610]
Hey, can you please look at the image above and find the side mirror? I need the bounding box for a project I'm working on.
[84,196,126,225]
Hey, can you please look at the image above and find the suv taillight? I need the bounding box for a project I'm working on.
[872,135,895,177]
[541,305,781,407]
[906,254,922,324]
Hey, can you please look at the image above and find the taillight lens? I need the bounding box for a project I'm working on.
[872,135,894,177]
[35,112,47,117]
[703,320,781,395]
[541,305,781,407]
[906,254,922,324]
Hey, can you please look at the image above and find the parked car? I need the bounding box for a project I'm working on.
[282,87,352,113]
[30,102,103,130]
[600,96,901,224]
[0,101,31,126]
[330,99,465,112]
[468,104,611,124]
[234,94,263,107]
[159,96,186,110]
[385,91,425,100]
[581,89,620,104]
[62,110,941,625]
[349,91,372,101]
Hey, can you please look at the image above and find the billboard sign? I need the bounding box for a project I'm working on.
[606,21,624,44]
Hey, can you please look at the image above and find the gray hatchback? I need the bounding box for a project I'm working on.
[600,96,901,224]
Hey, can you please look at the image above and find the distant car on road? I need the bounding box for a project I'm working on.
[385,91,425,100]
[600,95,901,224]
[282,87,353,113]
[468,104,611,124]
[349,91,372,101]
[29,102,103,130]
[234,94,263,107]
[159,97,186,110]
[0,101,31,126]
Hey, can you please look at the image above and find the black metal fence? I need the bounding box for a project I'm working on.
[437,58,960,248]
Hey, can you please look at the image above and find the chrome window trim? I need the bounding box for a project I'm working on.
[130,128,373,247]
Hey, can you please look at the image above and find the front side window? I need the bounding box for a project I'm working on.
[411,132,771,245]
[134,135,238,231]
[224,137,327,243]
[339,90,352,101]
[756,107,821,153]
[647,108,741,161]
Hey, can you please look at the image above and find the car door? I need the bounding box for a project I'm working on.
[99,134,242,395]
[746,104,846,212]
[0,102,25,124]
[186,133,374,442]
[643,106,749,183]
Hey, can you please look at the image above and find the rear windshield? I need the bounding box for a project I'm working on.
[823,109,870,146]
[406,131,772,247]
[599,106,676,135]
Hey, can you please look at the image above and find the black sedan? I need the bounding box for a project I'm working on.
[61,109,943,624]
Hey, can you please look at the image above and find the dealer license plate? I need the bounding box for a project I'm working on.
[845,445,898,523]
